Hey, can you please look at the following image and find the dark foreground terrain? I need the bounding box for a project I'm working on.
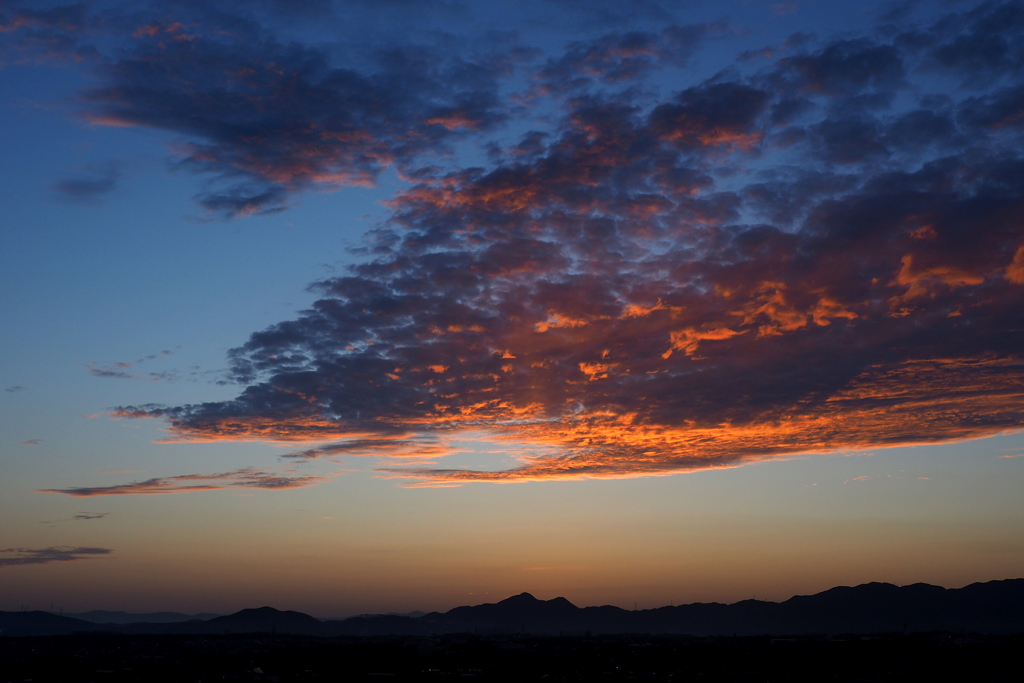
[1,632,1019,683]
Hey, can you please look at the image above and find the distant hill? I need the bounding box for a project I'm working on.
[2,579,1022,637]
[197,606,325,635]
[65,610,219,624]
[0,611,98,636]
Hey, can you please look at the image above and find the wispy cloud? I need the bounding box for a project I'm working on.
[282,434,455,460]
[40,512,109,524]
[87,361,176,382]
[0,546,113,567]
[53,161,122,202]
[73,512,108,520]
[87,361,135,380]
[87,352,178,381]
[40,467,325,496]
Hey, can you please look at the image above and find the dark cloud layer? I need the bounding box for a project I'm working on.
[93,33,515,216]
[82,26,514,216]
[4,1,517,217]
[0,1,92,63]
[10,1,1024,486]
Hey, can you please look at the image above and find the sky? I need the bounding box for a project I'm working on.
[2,0,1023,618]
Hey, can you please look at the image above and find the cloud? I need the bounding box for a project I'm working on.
[535,24,724,95]
[772,38,906,95]
[3,2,520,217]
[0,2,92,63]
[39,512,109,524]
[20,439,41,445]
[923,0,1024,85]
[87,360,176,382]
[42,1,1024,486]
[649,82,770,151]
[40,467,325,496]
[283,434,454,460]
[87,361,135,380]
[73,512,108,520]
[0,546,113,567]
[5,385,25,393]
[53,162,122,202]
[77,21,513,217]
[86,352,179,382]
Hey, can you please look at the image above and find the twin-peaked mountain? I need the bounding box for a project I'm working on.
[2,580,1023,637]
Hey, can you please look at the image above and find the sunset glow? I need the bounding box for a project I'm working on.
[2,0,1023,617]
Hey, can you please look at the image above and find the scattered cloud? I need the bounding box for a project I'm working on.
[53,161,122,202]
[0,546,113,567]
[87,361,135,380]
[87,353,178,382]
[40,512,109,524]
[73,512,108,521]
[40,467,325,496]
[87,362,175,382]
[20,439,41,445]
[535,23,725,95]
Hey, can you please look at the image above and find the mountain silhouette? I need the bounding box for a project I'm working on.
[3,579,1022,637]
[65,610,219,624]
[195,606,325,635]
[432,592,580,633]
[0,610,98,636]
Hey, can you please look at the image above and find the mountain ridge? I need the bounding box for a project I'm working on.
[3,579,1022,638]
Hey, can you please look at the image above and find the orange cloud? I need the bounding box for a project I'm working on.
[1006,246,1024,284]
[810,297,858,326]
[389,355,1024,486]
[663,326,744,358]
